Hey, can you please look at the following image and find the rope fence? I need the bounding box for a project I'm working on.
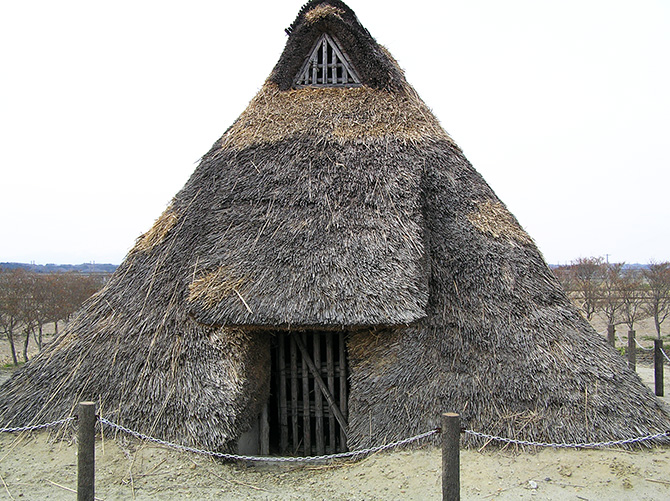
[612,331,667,393]
[614,331,653,352]
[99,420,669,458]
[0,417,74,434]
[610,331,670,357]
[634,336,653,351]
[464,429,670,449]
[0,415,667,460]
[661,346,670,364]
[0,408,668,501]
[99,417,439,463]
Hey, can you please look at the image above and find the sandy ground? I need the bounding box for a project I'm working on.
[0,426,669,500]
[0,320,668,499]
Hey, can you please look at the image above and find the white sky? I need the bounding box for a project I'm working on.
[1,0,668,266]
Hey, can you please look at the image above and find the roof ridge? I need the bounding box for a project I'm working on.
[286,0,357,35]
[271,0,405,91]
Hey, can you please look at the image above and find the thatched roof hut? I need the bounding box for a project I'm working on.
[1,0,668,455]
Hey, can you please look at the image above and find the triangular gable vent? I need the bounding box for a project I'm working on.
[294,33,361,87]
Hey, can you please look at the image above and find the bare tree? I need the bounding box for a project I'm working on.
[552,264,583,312]
[0,270,108,363]
[47,272,108,333]
[552,265,573,289]
[0,269,22,365]
[642,260,670,339]
[598,262,625,328]
[29,273,59,351]
[51,273,75,331]
[13,271,38,362]
[571,257,604,321]
[619,268,645,331]
[63,273,105,317]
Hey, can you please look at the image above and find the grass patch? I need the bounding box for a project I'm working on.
[642,333,670,343]
[1,361,24,370]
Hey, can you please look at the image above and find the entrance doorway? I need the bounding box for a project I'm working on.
[268,331,349,456]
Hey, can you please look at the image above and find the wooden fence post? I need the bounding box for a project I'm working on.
[78,401,96,501]
[442,412,460,501]
[655,339,664,397]
[607,324,615,347]
[627,330,636,370]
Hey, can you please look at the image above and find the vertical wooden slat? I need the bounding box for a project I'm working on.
[311,50,318,85]
[301,333,311,455]
[325,43,331,83]
[260,403,269,455]
[326,332,335,453]
[279,332,288,453]
[314,334,324,455]
[293,335,349,438]
[290,335,299,453]
[271,330,350,456]
[339,332,348,450]
[321,38,327,84]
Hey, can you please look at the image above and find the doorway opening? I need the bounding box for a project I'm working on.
[268,331,349,456]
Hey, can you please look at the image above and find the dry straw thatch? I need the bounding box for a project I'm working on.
[1,0,668,453]
[132,204,179,253]
[220,82,451,150]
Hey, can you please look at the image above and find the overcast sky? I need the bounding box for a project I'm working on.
[1,0,668,266]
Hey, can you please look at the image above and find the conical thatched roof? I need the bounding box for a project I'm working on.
[1,0,668,452]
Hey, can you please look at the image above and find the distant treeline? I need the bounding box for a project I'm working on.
[550,263,650,271]
[552,257,670,339]
[0,268,111,365]
[1,258,667,367]
[0,262,118,274]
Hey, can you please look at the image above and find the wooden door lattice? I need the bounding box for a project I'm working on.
[270,331,349,456]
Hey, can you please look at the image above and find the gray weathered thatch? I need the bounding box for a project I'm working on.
[1,0,668,452]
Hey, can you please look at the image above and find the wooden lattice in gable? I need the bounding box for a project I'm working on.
[294,33,361,87]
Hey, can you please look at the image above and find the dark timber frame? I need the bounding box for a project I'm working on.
[294,33,361,87]
[268,331,349,455]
